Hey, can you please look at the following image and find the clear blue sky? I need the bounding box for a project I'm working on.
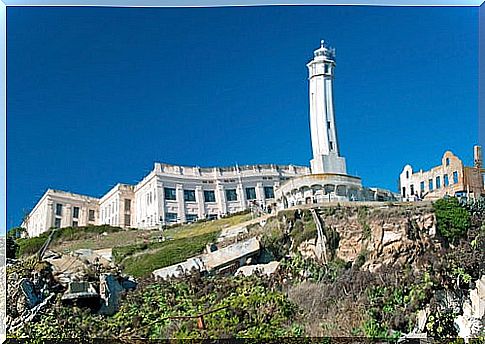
[7,6,478,229]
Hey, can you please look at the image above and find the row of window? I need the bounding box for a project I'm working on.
[163,186,275,202]
[164,212,218,223]
[406,171,459,196]
[55,204,94,221]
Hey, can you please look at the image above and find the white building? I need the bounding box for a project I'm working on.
[22,189,99,237]
[134,163,309,229]
[99,184,135,227]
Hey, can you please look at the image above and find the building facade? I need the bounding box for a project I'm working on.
[134,163,309,229]
[22,189,99,237]
[99,184,135,227]
[399,146,485,201]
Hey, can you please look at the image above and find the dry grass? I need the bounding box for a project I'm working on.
[50,213,253,253]
[163,213,253,240]
[286,281,367,336]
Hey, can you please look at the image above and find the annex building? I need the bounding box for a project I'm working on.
[22,41,398,237]
[399,146,485,202]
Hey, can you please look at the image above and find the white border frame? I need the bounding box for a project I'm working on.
[1,1,482,342]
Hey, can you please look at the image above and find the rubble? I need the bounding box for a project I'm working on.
[7,244,137,333]
[217,226,248,243]
[153,237,262,280]
[236,261,280,277]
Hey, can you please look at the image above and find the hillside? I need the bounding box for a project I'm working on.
[6,199,485,341]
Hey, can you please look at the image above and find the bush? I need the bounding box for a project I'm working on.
[17,232,50,256]
[7,236,18,258]
[433,198,471,243]
[290,220,317,250]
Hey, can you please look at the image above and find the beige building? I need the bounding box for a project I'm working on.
[22,189,99,237]
[99,184,135,227]
[399,146,485,201]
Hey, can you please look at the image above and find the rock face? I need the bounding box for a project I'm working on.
[294,203,438,271]
[454,275,485,340]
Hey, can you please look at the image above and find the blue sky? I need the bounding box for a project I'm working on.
[7,5,478,229]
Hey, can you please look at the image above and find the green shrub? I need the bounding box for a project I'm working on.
[17,232,50,256]
[353,249,368,270]
[260,226,289,261]
[433,198,471,243]
[290,220,317,249]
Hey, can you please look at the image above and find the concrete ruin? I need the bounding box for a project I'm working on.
[153,237,261,280]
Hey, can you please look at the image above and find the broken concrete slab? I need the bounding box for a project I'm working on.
[73,249,112,268]
[236,261,280,277]
[153,257,206,280]
[61,281,99,302]
[93,248,113,262]
[202,237,260,272]
[217,226,248,243]
[153,237,261,280]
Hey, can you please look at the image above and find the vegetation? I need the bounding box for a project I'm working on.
[117,232,219,277]
[433,197,471,243]
[7,236,19,259]
[16,225,123,257]
[163,212,252,240]
[13,275,302,340]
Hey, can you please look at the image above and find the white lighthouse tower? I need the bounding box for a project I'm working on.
[307,40,347,175]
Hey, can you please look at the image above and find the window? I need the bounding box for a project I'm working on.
[88,209,95,221]
[164,188,176,201]
[429,179,434,191]
[54,218,61,228]
[204,190,216,203]
[327,121,331,129]
[184,190,196,202]
[207,214,218,220]
[245,187,256,200]
[329,141,334,150]
[124,214,131,227]
[264,186,275,199]
[406,171,409,179]
[420,181,425,192]
[72,221,78,227]
[453,171,459,184]
[446,158,450,166]
[72,206,79,218]
[436,176,441,189]
[186,214,198,223]
[324,64,329,73]
[226,189,238,201]
[165,212,178,223]
[55,203,63,216]
[402,187,406,197]
[125,199,131,212]
[444,174,449,186]
[410,184,414,196]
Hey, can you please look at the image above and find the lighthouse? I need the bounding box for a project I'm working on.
[307,40,347,175]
